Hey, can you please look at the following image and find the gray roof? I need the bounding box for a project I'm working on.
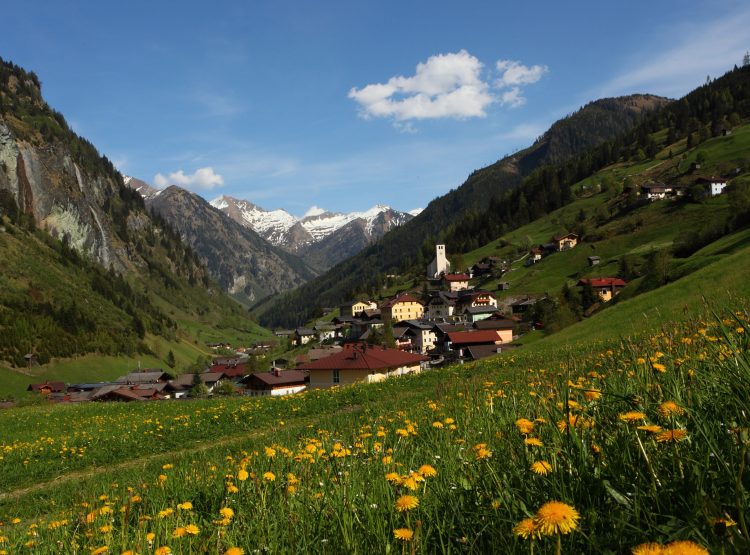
[116,371,170,384]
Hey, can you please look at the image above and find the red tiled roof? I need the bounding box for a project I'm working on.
[299,343,427,371]
[447,330,502,345]
[577,277,627,288]
[209,363,248,378]
[442,273,470,281]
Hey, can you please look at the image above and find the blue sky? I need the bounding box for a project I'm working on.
[3,0,749,216]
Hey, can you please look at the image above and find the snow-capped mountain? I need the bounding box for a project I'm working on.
[211,195,414,271]
[123,176,161,200]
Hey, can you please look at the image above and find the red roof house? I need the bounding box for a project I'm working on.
[577,277,627,301]
[300,343,428,388]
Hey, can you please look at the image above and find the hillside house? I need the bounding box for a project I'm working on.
[446,330,509,358]
[697,177,728,196]
[577,277,628,302]
[425,291,458,321]
[473,317,516,337]
[456,290,497,310]
[381,293,425,324]
[115,370,171,385]
[400,320,439,354]
[462,305,497,323]
[300,343,428,388]
[427,244,451,278]
[339,300,378,317]
[510,297,537,315]
[27,381,66,395]
[166,372,224,399]
[552,233,579,251]
[526,247,543,266]
[441,273,471,292]
[293,328,316,346]
[242,369,307,397]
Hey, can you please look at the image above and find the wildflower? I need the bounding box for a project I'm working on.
[184,524,199,535]
[263,471,276,482]
[533,501,580,536]
[530,461,553,476]
[656,429,689,443]
[146,533,155,543]
[652,363,667,373]
[432,421,444,428]
[515,418,535,434]
[154,548,171,555]
[658,401,685,418]
[225,549,245,555]
[90,547,108,555]
[395,495,419,512]
[619,411,647,423]
[385,472,400,483]
[584,389,602,401]
[473,443,492,460]
[264,447,276,458]
[637,425,663,434]
[237,469,249,481]
[417,464,437,478]
[226,483,239,494]
[393,528,414,541]
[220,507,235,520]
[632,543,663,554]
[662,540,709,554]
[177,502,193,510]
[157,508,174,518]
[172,527,187,538]
[524,437,543,447]
[513,518,540,540]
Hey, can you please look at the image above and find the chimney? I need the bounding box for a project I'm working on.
[274,368,281,377]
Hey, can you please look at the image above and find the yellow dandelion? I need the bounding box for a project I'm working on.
[264,447,276,458]
[533,501,580,536]
[219,507,235,519]
[652,363,667,373]
[225,549,244,555]
[393,528,414,541]
[418,464,437,478]
[515,418,535,434]
[513,518,540,540]
[263,471,276,482]
[154,548,171,555]
[658,401,685,418]
[172,527,187,538]
[662,540,709,554]
[394,495,419,512]
[237,469,249,481]
[177,502,193,510]
[385,472,400,483]
[157,508,174,518]
[524,437,543,447]
[631,543,664,555]
[90,547,108,555]
[146,533,155,542]
[637,425,663,434]
[530,461,553,476]
[619,411,647,423]
[655,429,689,443]
[184,524,199,536]
[432,421,444,428]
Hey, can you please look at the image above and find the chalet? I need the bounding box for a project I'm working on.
[441,273,471,292]
[446,330,509,358]
[510,297,537,315]
[27,381,66,395]
[166,372,225,399]
[92,383,168,402]
[242,369,307,397]
[207,361,249,380]
[314,322,338,342]
[427,244,451,278]
[457,290,497,310]
[300,343,428,388]
[340,300,378,317]
[696,177,728,196]
[425,291,458,321]
[471,262,492,276]
[381,293,425,324]
[552,233,578,252]
[115,370,171,385]
[525,247,543,266]
[293,328,316,346]
[577,277,628,302]
[391,326,414,351]
[400,320,438,354]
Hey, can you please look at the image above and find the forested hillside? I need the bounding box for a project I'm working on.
[255,94,670,327]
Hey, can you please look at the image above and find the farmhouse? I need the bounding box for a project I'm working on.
[339,299,378,317]
[441,273,470,292]
[300,343,428,388]
[577,277,628,302]
[242,369,307,397]
[696,176,728,196]
[552,233,578,251]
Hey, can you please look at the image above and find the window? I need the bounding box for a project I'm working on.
[332,369,340,384]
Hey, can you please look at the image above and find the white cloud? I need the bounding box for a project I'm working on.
[496,60,548,87]
[153,166,224,191]
[348,50,494,121]
[349,51,549,124]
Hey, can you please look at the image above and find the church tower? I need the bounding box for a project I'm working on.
[427,244,450,278]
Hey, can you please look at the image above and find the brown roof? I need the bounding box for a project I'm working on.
[473,319,516,330]
[27,381,66,392]
[381,294,423,309]
[552,233,578,242]
[209,363,249,378]
[246,370,307,387]
[168,372,224,390]
[299,343,427,371]
[447,330,502,346]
